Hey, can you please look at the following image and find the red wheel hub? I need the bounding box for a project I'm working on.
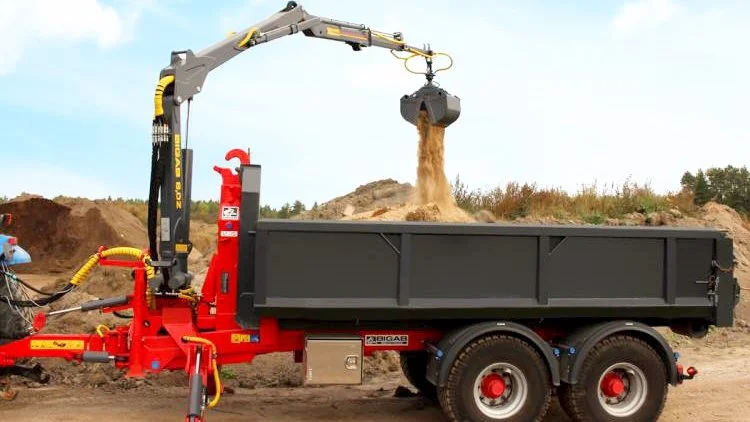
[600,372,625,397]
[480,374,506,399]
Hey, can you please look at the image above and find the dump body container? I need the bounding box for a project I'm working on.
[236,220,737,329]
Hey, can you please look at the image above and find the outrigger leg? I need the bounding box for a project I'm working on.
[183,337,221,422]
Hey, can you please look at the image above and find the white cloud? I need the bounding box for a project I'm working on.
[613,0,679,36]
[0,0,138,75]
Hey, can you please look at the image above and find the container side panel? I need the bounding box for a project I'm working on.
[409,235,537,299]
[264,231,398,299]
[547,237,664,299]
[675,239,713,302]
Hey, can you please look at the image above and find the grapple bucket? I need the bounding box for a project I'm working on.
[400,84,461,127]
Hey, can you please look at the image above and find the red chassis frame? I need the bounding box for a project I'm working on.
[0,150,442,420]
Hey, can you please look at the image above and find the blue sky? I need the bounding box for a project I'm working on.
[1,0,748,207]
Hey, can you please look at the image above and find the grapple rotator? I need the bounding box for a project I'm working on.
[400,52,461,128]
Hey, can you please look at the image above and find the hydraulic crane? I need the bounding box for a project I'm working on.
[147,1,460,292]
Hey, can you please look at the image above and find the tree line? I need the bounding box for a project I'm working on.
[681,165,750,214]
[4,165,750,221]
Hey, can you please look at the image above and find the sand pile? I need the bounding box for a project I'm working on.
[299,179,415,220]
[0,197,147,274]
[323,111,472,223]
[344,203,474,223]
[673,203,749,322]
[300,111,471,223]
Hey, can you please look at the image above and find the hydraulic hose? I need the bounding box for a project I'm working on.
[236,28,258,49]
[1,247,154,307]
[95,324,110,338]
[154,75,175,119]
[0,271,54,296]
[182,336,222,409]
[150,75,175,262]
[0,283,74,307]
[70,247,155,287]
[147,142,161,260]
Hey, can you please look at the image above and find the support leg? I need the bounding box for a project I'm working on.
[185,346,209,422]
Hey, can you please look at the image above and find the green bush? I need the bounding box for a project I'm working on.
[452,176,674,221]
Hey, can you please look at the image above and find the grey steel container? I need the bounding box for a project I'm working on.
[236,219,737,329]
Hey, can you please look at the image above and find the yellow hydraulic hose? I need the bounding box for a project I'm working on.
[236,28,258,49]
[70,247,155,287]
[146,287,156,310]
[182,336,222,409]
[178,293,198,304]
[390,49,454,75]
[154,75,175,119]
[95,324,110,338]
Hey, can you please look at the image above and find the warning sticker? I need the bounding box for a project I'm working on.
[220,230,238,238]
[221,206,240,221]
[365,335,408,346]
[30,340,85,350]
[231,333,251,343]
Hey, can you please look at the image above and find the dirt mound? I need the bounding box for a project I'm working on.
[0,197,147,274]
[344,203,474,223]
[675,203,750,322]
[299,179,415,220]
[304,110,469,224]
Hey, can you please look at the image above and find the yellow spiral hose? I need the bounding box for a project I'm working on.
[69,247,155,287]
[153,75,175,119]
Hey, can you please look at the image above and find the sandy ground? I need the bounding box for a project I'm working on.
[1,340,748,422]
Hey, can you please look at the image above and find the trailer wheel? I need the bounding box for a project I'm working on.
[400,351,437,400]
[438,335,551,421]
[558,335,667,422]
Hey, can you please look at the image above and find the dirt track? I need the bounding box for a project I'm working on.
[1,341,748,422]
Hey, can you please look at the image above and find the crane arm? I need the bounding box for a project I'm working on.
[160,1,434,109]
[148,2,458,290]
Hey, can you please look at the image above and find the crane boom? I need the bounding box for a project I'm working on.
[161,1,434,108]
[148,1,459,291]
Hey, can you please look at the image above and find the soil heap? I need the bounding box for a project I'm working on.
[0,196,147,274]
[299,179,415,220]
[307,111,473,223]
[673,203,750,322]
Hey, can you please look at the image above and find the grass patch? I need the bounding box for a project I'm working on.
[453,176,689,221]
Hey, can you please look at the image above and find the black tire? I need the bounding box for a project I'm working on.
[400,351,438,400]
[0,278,28,343]
[558,335,668,422]
[438,335,551,422]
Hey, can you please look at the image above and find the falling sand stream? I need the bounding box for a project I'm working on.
[416,110,454,208]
